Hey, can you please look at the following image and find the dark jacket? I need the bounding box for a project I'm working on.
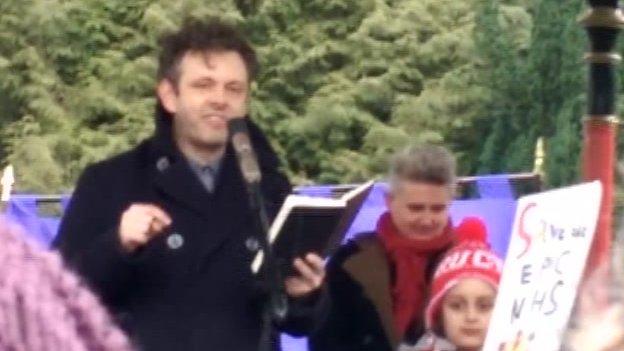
[308,233,449,351]
[53,106,313,351]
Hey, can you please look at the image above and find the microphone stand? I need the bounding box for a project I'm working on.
[245,180,289,351]
[229,117,288,351]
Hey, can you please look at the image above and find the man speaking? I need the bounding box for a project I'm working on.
[54,18,325,351]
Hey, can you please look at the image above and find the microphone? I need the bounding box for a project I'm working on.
[228,117,262,185]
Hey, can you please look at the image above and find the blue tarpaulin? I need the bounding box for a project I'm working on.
[5,195,70,247]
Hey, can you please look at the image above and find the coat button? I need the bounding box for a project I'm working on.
[245,237,260,252]
[167,233,184,250]
[156,157,170,172]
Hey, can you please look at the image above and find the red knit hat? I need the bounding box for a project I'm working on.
[425,216,503,330]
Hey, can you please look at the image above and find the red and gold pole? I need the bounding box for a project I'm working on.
[580,1,623,273]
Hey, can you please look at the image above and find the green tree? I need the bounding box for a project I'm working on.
[250,0,501,183]
[474,0,585,187]
[0,0,590,193]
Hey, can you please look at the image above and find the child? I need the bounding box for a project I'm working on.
[402,217,503,351]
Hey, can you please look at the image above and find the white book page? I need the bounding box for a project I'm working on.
[341,180,375,202]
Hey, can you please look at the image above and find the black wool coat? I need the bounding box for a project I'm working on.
[54,106,314,351]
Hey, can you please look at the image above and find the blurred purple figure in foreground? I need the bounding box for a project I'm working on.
[0,217,133,351]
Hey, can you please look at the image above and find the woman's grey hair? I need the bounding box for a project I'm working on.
[388,144,457,194]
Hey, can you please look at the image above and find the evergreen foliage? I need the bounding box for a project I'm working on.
[0,0,601,192]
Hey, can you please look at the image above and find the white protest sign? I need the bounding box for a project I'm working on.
[483,181,602,351]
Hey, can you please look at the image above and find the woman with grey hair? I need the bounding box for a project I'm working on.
[309,144,459,351]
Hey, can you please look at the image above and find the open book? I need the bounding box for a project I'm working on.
[251,180,375,274]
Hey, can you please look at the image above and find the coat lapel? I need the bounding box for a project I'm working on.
[344,236,400,349]
[151,156,216,220]
[208,148,252,242]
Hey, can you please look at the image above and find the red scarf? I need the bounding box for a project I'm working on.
[376,212,454,336]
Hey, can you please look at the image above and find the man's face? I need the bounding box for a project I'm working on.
[385,181,451,239]
[441,278,496,350]
[158,50,249,151]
